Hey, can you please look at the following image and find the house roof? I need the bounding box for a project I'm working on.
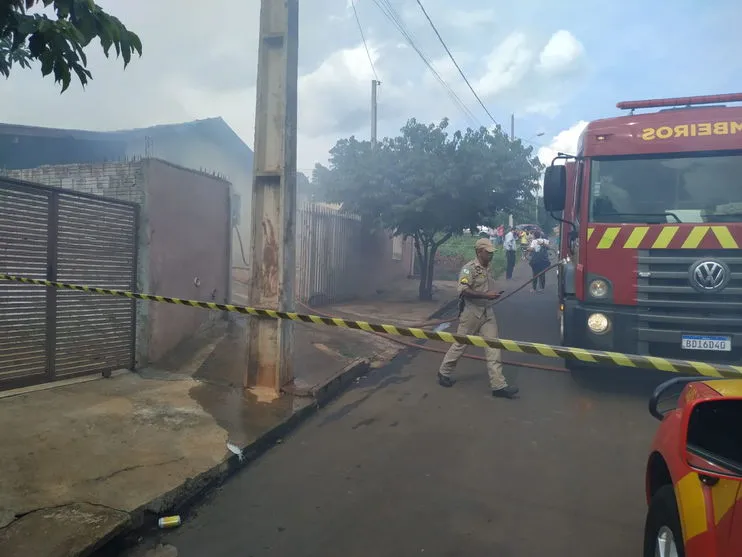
[0,117,254,175]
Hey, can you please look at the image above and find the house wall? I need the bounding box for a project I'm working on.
[291,203,415,304]
[123,133,251,267]
[358,231,415,297]
[1,162,152,364]
[142,159,232,362]
[1,159,232,366]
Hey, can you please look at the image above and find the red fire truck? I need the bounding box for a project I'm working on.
[545,93,742,369]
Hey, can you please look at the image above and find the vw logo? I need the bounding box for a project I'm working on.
[688,259,730,293]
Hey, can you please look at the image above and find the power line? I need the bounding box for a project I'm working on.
[412,0,548,149]
[374,0,479,125]
[350,0,378,81]
[414,0,500,128]
[370,0,481,126]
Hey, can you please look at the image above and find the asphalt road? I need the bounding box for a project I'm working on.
[126,264,673,557]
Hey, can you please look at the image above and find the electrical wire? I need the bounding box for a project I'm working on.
[350,0,378,81]
[414,0,500,128]
[411,0,551,151]
[369,0,481,127]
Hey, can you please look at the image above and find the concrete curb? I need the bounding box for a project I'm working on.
[311,358,371,408]
[92,300,453,556]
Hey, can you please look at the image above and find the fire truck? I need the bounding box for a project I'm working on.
[544,93,742,369]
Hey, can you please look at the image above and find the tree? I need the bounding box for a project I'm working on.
[314,118,543,300]
[536,196,558,236]
[1,0,141,92]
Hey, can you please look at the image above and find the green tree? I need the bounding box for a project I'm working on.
[314,118,543,300]
[1,0,141,92]
[536,196,557,236]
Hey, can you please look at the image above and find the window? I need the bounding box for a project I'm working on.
[687,399,742,476]
[588,153,742,223]
[392,235,403,261]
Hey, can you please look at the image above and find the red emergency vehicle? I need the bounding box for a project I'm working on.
[644,376,742,556]
[545,93,742,369]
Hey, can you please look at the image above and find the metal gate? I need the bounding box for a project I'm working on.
[0,178,138,390]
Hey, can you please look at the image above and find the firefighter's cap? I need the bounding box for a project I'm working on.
[475,238,495,253]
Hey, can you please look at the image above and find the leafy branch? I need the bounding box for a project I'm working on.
[0,0,142,92]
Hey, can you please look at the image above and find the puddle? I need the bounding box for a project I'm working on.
[189,380,310,448]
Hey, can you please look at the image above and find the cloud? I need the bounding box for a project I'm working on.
[447,8,498,30]
[0,0,589,172]
[538,120,588,166]
[419,29,586,125]
[537,30,585,76]
[476,32,535,97]
[298,45,379,137]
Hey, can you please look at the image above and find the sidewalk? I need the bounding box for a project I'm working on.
[0,277,460,557]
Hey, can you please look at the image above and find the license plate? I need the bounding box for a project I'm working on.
[681,335,732,352]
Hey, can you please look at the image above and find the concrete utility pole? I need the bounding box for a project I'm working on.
[246,0,299,394]
[371,79,380,144]
[510,113,515,140]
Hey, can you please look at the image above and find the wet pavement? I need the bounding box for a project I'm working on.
[0,297,406,556]
[125,263,674,557]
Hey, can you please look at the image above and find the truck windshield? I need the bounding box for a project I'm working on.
[589,153,742,223]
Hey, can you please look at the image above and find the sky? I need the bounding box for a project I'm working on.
[2,0,741,176]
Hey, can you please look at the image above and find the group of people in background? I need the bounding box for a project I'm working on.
[502,226,551,292]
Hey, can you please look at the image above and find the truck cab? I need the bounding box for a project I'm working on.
[544,93,742,368]
[644,377,742,556]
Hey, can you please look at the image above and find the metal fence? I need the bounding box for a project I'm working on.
[295,202,363,305]
[0,178,138,391]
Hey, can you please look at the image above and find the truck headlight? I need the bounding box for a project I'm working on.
[587,312,610,334]
[589,279,609,298]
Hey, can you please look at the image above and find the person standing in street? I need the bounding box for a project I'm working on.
[527,230,551,292]
[438,238,519,399]
[519,229,529,260]
[503,226,516,280]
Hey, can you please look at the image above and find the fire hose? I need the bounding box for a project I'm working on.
[293,257,569,374]
[233,229,568,374]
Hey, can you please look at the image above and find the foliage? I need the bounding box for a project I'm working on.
[0,0,141,92]
[536,196,558,236]
[313,118,543,300]
[436,234,506,281]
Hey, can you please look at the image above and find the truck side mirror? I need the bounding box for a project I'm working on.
[685,397,742,479]
[543,165,566,213]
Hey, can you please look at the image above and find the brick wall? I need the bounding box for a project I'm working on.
[2,161,145,205]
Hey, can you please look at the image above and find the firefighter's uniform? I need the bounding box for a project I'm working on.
[438,242,508,391]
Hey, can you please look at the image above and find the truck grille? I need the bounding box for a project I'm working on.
[636,249,742,362]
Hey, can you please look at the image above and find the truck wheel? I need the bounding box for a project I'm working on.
[560,309,587,371]
[643,485,685,557]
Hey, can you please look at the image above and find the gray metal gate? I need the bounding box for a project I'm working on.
[0,178,138,390]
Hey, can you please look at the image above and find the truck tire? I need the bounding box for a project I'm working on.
[560,306,588,371]
[643,485,685,557]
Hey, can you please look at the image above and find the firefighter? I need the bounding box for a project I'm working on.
[437,237,519,399]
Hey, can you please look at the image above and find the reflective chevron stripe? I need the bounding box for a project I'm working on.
[586,224,742,249]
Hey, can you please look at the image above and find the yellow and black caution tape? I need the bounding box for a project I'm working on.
[2,273,742,379]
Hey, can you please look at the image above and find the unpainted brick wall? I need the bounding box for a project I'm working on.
[1,161,145,204]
